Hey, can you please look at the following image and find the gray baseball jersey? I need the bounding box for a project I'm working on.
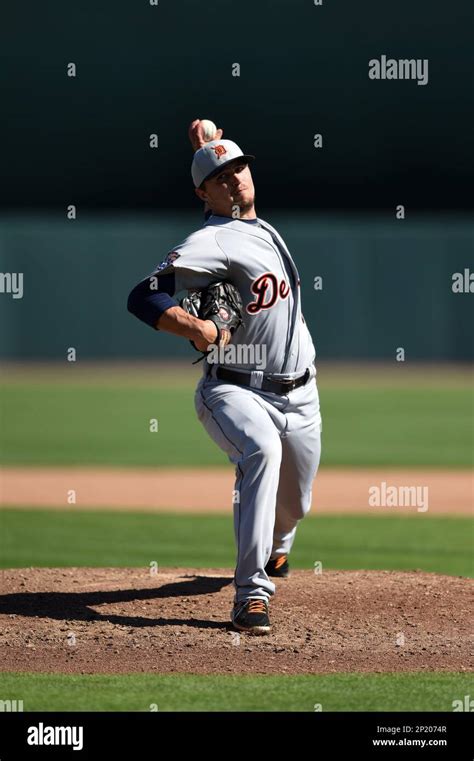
[158,213,322,604]
[157,214,317,378]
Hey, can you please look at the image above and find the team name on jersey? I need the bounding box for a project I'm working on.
[246,272,290,315]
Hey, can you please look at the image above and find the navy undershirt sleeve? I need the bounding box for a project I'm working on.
[127,271,178,329]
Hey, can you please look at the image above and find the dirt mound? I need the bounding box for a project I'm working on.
[0,568,472,675]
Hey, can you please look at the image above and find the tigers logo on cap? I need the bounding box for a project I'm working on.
[191,139,255,187]
[212,145,227,159]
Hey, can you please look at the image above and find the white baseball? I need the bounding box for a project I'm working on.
[200,119,217,142]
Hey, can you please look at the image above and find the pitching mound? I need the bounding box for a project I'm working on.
[1,568,472,675]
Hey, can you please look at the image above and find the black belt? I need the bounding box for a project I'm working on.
[215,366,311,395]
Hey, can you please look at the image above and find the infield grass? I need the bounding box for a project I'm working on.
[0,672,472,712]
[2,510,472,577]
[1,383,472,467]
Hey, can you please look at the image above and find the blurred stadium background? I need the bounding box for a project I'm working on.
[0,0,472,712]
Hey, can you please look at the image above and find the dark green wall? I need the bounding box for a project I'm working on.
[2,0,473,210]
[0,212,472,360]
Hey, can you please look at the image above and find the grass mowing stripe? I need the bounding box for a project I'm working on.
[2,386,472,466]
[0,672,472,712]
[2,510,472,577]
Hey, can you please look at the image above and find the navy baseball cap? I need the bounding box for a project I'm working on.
[191,139,255,188]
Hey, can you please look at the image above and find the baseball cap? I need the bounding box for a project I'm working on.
[191,139,255,188]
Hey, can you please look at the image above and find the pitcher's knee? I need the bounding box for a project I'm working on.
[247,434,282,468]
[281,490,313,521]
[298,491,313,519]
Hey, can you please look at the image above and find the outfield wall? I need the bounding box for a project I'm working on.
[0,213,472,360]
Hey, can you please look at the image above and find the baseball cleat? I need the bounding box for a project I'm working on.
[265,554,290,578]
[231,598,271,635]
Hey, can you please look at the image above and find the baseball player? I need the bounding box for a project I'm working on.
[128,120,322,635]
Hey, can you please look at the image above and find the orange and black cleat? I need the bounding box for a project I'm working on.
[265,554,290,578]
[231,598,271,635]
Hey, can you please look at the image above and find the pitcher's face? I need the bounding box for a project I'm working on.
[196,160,255,217]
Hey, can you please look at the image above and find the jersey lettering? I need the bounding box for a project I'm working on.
[246,272,290,315]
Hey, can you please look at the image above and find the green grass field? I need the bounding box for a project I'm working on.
[2,508,471,712]
[1,383,473,467]
[1,510,472,577]
[1,364,472,712]
[1,672,472,712]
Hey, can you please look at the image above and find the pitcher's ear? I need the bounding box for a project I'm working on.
[195,186,208,202]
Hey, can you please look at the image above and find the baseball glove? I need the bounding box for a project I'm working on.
[180,281,244,358]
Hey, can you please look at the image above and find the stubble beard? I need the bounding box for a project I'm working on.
[233,193,255,216]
